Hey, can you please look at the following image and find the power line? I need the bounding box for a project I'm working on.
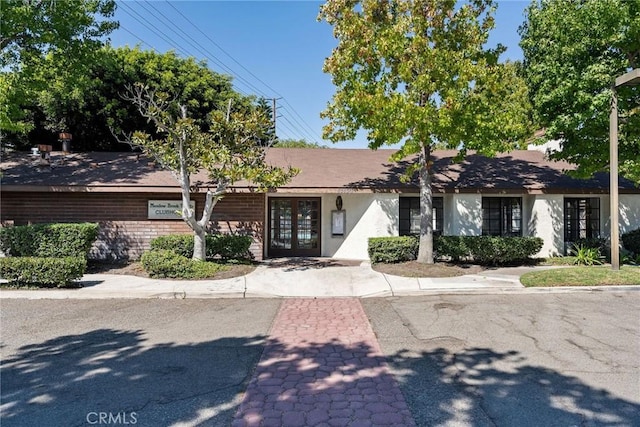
[280,116,316,143]
[165,0,282,98]
[281,101,324,142]
[117,1,323,143]
[119,2,251,96]
[165,1,324,142]
[117,25,157,51]
[118,3,192,58]
[135,1,270,98]
[280,107,320,143]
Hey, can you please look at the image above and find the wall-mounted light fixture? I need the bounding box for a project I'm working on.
[332,196,345,236]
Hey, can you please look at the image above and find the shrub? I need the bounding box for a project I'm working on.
[569,243,603,266]
[210,234,253,260]
[368,235,542,265]
[622,228,640,255]
[0,256,86,287]
[368,236,418,263]
[433,236,469,261]
[140,250,225,279]
[0,223,99,258]
[149,234,253,261]
[150,234,200,258]
[572,237,608,255]
[436,236,543,265]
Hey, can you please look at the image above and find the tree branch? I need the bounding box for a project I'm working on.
[198,181,228,229]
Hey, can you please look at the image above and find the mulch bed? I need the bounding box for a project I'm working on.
[371,261,484,278]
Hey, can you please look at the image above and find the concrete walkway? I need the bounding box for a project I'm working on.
[232,298,415,427]
[1,261,637,299]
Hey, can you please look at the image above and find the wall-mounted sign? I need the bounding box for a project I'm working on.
[331,210,346,236]
[148,200,195,220]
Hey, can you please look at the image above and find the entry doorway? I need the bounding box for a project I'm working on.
[268,198,321,257]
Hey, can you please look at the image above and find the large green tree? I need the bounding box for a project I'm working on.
[6,46,251,151]
[0,0,118,134]
[319,0,532,263]
[126,85,298,260]
[519,0,640,182]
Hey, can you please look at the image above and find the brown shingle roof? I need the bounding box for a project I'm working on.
[1,148,637,193]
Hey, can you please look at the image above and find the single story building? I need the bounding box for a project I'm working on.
[1,148,639,260]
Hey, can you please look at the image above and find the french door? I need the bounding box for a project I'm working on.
[268,198,321,257]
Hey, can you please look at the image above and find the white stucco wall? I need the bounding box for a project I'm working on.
[265,193,398,260]
[449,194,482,236]
[604,194,640,251]
[619,195,640,235]
[266,192,640,260]
[328,193,398,259]
[528,194,564,257]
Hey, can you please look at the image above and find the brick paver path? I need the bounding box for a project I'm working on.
[233,298,415,426]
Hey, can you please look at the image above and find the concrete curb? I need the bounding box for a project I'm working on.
[1,264,639,299]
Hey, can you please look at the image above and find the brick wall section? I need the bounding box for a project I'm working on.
[0,191,265,260]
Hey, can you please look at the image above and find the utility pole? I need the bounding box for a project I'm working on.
[270,97,282,134]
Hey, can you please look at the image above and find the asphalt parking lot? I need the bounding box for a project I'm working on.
[363,292,640,427]
[0,299,280,427]
[2,292,639,426]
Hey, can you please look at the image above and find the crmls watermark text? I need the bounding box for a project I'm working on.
[86,412,138,425]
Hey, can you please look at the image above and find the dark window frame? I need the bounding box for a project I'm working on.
[482,197,523,237]
[564,197,600,243]
[399,196,443,236]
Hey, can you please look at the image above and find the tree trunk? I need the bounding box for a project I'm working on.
[416,142,434,264]
[193,227,206,261]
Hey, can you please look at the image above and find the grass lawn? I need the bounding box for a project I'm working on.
[521,266,640,287]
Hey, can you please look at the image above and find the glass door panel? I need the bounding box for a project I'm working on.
[269,198,321,257]
[270,199,292,250]
[297,200,319,250]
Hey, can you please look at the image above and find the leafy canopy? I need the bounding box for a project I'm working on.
[320,0,532,168]
[0,0,118,134]
[4,46,254,151]
[319,0,533,263]
[519,0,640,183]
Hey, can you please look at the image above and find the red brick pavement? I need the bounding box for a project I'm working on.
[232,298,415,427]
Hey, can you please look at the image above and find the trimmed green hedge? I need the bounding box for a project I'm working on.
[368,235,543,265]
[368,237,419,263]
[140,250,226,279]
[0,223,99,258]
[445,236,544,265]
[150,234,253,260]
[0,256,86,287]
[150,234,201,258]
[212,234,253,260]
[622,228,640,255]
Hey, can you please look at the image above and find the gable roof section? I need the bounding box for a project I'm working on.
[1,148,638,194]
[265,148,638,194]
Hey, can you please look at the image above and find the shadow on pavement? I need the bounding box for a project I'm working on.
[388,347,640,426]
[2,331,638,426]
[263,257,361,272]
[1,329,266,427]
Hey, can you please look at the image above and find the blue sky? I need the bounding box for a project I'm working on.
[109,0,530,148]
